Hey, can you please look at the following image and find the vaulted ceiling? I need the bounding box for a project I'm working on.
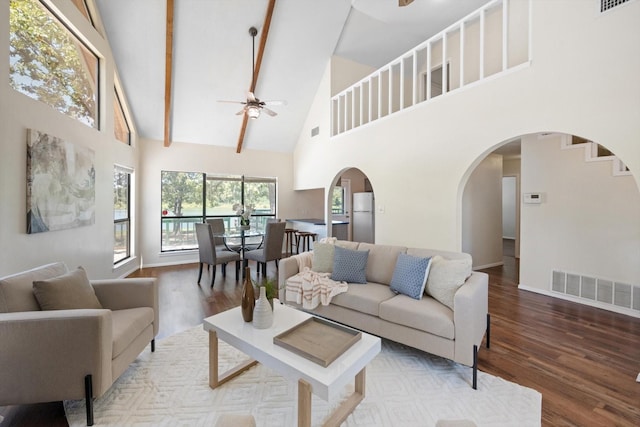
[95,0,489,152]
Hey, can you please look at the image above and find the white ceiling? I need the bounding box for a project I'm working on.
[95,0,490,152]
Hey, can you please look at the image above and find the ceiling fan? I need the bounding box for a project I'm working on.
[218,27,286,119]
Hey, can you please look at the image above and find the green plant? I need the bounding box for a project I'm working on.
[259,277,278,300]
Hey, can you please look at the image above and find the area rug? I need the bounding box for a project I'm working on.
[65,326,541,426]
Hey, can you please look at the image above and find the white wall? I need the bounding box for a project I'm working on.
[138,139,296,267]
[462,154,503,269]
[519,134,640,295]
[292,0,640,298]
[0,0,140,279]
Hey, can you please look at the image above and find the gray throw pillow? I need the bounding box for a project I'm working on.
[331,245,369,284]
[33,266,103,310]
[312,243,335,273]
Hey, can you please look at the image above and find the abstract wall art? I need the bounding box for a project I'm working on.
[26,129,95,233]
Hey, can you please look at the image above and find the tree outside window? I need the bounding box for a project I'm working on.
[9,0,98,128]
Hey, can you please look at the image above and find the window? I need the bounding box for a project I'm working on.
[9,0,99,128]
[114,167,132,264]
[114,88,131,144]
[332,187,345,214]
[161,172,277,252]
[70,0,94,25]
[161,171,204,251]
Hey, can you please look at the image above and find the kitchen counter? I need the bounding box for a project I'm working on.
[286,219,349,242]
[286,218,349,226]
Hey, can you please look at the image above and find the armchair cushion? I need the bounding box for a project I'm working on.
[0,262,68,312]
[33,267,103,310]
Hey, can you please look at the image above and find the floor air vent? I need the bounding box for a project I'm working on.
[552,270,640,312]
[601,0,632,12]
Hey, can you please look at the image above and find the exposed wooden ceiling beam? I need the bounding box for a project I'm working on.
[164,0,174,147]
[236,0,276,154]
[399,0,414,6]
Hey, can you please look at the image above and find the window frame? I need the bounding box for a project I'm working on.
[113,166,132,264]
[9,0,100,128]
[161,172,277,252]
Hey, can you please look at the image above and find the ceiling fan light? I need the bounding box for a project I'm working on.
[247,106,260,119]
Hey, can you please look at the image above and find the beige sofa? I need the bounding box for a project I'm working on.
[0,262,158,425]
[279,242,490,388]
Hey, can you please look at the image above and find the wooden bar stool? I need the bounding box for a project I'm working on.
[284,228,297,257]
[295,231,317,253]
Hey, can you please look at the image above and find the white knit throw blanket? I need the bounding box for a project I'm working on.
[285,266,348,309]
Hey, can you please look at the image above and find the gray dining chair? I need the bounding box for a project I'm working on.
[195,223,241,287]
[244,221,286,275]
[206,218,230,251]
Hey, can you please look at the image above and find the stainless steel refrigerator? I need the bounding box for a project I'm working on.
[352,192,375,243]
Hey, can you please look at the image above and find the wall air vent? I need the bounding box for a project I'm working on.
[601,0,631,12]
[552,270,639,314]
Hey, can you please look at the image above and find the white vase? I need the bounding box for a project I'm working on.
[253,286,273,329]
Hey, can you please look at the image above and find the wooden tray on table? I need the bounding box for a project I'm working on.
[273,317,362,367]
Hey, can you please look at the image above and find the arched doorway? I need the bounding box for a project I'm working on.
[460,132,640,316]
[328,168,375,242]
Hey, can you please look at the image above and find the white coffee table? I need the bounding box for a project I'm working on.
[203,300,381,427]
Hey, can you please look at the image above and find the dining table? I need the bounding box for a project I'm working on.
[214,227,264,273]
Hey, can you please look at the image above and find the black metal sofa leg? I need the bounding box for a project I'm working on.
[472,344,478,390]
[486,313,491,348]
[85,374,94,426]
[151,339,155,352]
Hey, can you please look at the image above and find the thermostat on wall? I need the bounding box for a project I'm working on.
[524,193,542,204]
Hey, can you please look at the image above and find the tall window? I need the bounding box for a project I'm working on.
[161,172,277,252]
[332,187,345,214]
[114,167,131,264]
[114,88,131,144]
[161,172,204,251]
[9,0,99,128]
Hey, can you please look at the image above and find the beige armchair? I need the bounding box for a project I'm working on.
[0,262,158,426]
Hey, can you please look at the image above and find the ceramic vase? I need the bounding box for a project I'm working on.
[252,286,273,329]
[241,267,255,322]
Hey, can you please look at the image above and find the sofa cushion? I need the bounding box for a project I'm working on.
[379,294,455,339]
[330,282,396,316]
[358,243,407,285]
[331,246,369,284]
[111,307,154,358]
[312,243,335,273]
[389,253,432,299]
[33,267,103,310]
[0,262,68,313]
[335,240,360,250]
[425,255,472,310]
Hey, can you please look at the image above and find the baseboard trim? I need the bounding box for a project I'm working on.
[518,284,640,319]
[473,261,504,270]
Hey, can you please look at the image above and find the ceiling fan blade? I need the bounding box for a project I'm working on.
[218,100,246,104]
[261,100,287,106]
[235,108,246,115]
[262,107,278,117]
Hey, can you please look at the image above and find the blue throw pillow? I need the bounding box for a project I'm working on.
[389,253,432,300]
[331,245,369,284]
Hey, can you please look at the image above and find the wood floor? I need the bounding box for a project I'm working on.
[2,255,639,426]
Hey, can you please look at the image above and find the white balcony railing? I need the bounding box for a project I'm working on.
[331,0,532,136]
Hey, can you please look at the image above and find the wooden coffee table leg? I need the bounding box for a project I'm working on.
[209,330,258,389]
[298,379,312,427]
[298,368,367,427]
